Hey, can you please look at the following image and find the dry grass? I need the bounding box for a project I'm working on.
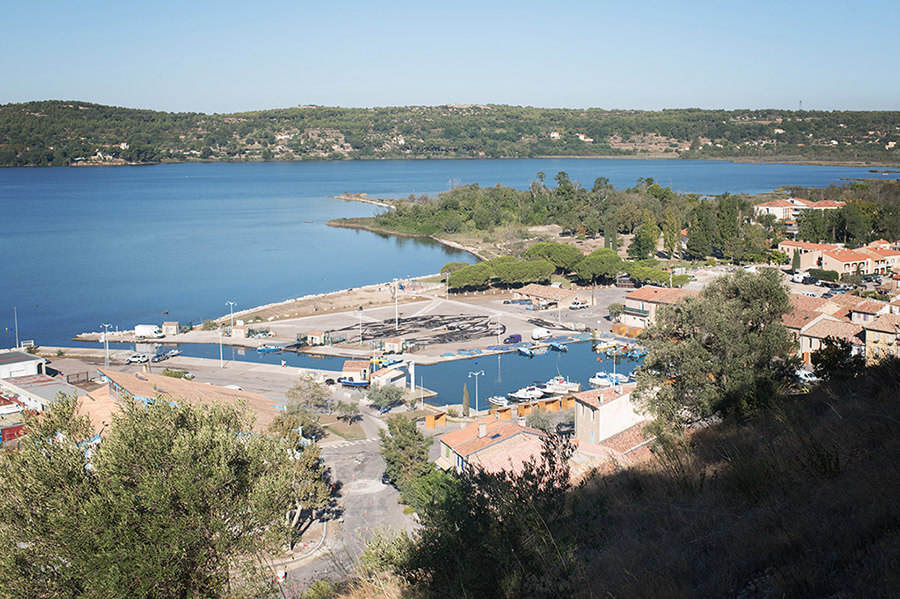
[319,417,367,441]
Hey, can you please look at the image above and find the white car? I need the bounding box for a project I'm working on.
[795,369,820,384]
[569,300,588,310]
[125,353,149,364]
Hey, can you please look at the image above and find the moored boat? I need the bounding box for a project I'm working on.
[518,347,534,358]
[549,341,568,352]
[338,378,369,388]
[589,372,612,387]
[487,395,510,408]
[257,344,282,353]
[545,375,581,394]
[507,385,544,401]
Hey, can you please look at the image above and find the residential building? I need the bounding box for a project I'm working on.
[860,246,900,273]
[0,351,46,379]
[863,314,900,364]
[437,417,546,474]
[341,360,370,382]
[755,197,844,223]
[572,383,645,447]
[848,300,889,325]
[370,367,406,389]
[798,318,865,363]
[821,249,872,276]
[621,286,698,330]
[777,240,838,271]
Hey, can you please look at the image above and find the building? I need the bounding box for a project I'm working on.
[848,300,889,325]
[513,283,586,310]
[0,351,46,379]
[755,197,845,223]
[621,286,698,330]
[98,368,283,433]
[797,318,865,363]
[306,330,327,346]
[341,360,370,382]
[383,337,404,354]
[777,240,838,271]
[572,383,645,446]
[437,417,546,474]
[0,395,26,446]
[370,367,406,389]
[161,321,179,336]
[860,246,900,273]
[0,374,81,412]
[821,249,872,276]
[863,314,900,364]
[232,324,249,339]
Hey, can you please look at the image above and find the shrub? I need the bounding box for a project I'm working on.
[201,319,218,331]
[808,268,839,282]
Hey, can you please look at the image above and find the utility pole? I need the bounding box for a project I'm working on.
[393,279,399,330]
[14,306,19,349]
[101,323,111,368]
[358,308,363,346]
[218,328,223,368]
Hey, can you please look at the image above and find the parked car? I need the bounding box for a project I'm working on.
[569,300,588,310]
[795,369,820,384]
[503,334,522,344]
[125,353,149,364]
[150,353,167,363]
[802,276,817,285]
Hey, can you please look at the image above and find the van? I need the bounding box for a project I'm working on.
[503,334,522,344]
[531,327,551,341]
[791,272,805,284]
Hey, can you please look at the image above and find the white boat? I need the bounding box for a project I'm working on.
[609,372,629,385]
[589,372,612,387]
[507,386,545,401]
[544,375,581,394]
[487,395,510,408]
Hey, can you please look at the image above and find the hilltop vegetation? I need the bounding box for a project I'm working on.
[1,100,899,166]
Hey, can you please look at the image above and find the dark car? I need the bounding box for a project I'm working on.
[503,334,522,344]
[381,472,392,486]
[150,353,167,363]
[802,276,817,285]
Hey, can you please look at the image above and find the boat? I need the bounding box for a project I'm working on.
[545,375,581,394]
[589,372,612,387]
[518,347,534,358]
[487,395,510,408]
[609,372,629,385]
[549,341,568,352]
[166,348,181,358]
[338,378,369,388]
[593,342,616,353]
[257,344,282,353]
[507,386,545,401]
[629,347,647,358]
[627,370,637,381]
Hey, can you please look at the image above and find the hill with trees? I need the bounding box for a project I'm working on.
[1,100,899,166]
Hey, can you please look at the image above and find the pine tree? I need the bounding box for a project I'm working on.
[791,249,801,273]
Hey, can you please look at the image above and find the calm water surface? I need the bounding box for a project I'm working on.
[2,159,896,348]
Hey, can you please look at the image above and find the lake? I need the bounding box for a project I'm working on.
[2,158,896,348]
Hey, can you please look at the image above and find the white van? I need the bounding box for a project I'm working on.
[531,327,551,340]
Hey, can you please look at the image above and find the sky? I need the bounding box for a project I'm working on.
[2,0,898,114]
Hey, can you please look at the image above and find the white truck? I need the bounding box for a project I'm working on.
[134,324,164,339]
[531,327,552,340]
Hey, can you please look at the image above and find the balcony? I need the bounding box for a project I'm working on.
[624,305,650,317]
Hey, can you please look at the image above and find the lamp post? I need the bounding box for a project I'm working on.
[218,328,224,368]
[468,370,484,416]
[101,323,111,368]
[393,278,399,330]
[358,307,363,346]
[226,301,236,329]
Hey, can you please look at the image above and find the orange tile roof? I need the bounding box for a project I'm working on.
[572,383,637,408]
[824,249,871,263]
[342,360,369,371]
[865,314,900,334]
[441,417,545,458]
[778,240,839,251]
[625,286,698,304]
[756,199,794,208]
[601,422,651,455]
[802,319,864,343]
[467,433,547,475]
[98,368,281,432]
[782,309,821,331]
[863,247,900,258]
[851,300,888,315]
[788,293,827,313]
[78,386,119,437]
[808,200,845,208]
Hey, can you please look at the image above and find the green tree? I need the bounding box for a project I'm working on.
[379,415,432,505]
[628,216,659,260]
[462,384,470,417]
[572,248,623,285]
[662,208,681,259]
[286,375,332,413]
[608,302,624,321]
[686,210,713,259]
[369,385,405,411]
[791,249,801,273]
[401,436,578,597]
[637,268,794,430]
[797,209,827,242]
[335,400,360,424]
[524,242,584,273]
[0,395,315,597]
[811,337,865,381]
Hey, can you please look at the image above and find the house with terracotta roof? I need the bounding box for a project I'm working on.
[755,198,844,224]
[848,300,889,325]
[572,383,646,447]
[822,249,872,276]
[797,318,865,363]
[777,240,840,271]
[860,247,900,274]
[98,368,283,432]
[437,417,546,474]
[622,286,698,329]
[863,314,900,364]
[341,360,370,382]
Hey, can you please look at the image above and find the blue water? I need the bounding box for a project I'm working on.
[2,159,895,349]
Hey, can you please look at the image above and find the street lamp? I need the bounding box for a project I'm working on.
[358,307,364,346]
[468,370,484,416]
[393,279,399,330]
[226,301,236,329]
[218,327,224,368]
[101,323,111,368]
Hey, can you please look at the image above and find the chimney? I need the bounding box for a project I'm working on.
[478,422,487,438]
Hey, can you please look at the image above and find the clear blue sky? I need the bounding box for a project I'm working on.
[3,0,898,113]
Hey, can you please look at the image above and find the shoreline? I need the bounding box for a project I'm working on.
[325,220,489,261]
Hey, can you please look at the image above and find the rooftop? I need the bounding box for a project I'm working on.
[98,368,282,432]
[0,351,45,368]
[572,383,637,408]
[342,360,369,370]
[864,313,900,334]
[802,319,864,343]
[625,286,698,304]
[441,417,545,459]
[0,374,79,404]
